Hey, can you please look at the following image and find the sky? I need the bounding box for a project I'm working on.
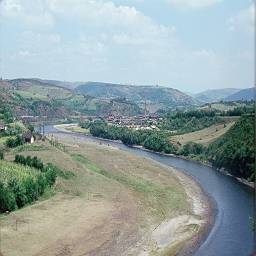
[0,0,254,93]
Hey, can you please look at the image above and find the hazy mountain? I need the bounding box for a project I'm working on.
[194,88,241,103]
[33,78,81,89]
[224,88,255,102]
[75,82,198,112]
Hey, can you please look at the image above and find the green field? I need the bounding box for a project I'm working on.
[15,84,72,100]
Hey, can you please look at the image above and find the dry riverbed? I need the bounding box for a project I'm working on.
[0,133,210,256]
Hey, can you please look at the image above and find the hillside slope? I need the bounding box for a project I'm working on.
[225,88,254,101]
[0,79,71,118]
[194,88,240,103]
[0,79,143,117]
[207,115,254,180]
[75,82,198,111]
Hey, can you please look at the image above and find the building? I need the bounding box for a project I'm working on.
[0,122,7,132]
[22,132,35,144]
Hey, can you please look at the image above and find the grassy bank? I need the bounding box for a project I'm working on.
[0,134,207,256]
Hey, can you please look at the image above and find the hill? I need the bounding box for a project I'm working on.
[207,115,254,180]
[224,88,255,101]
[0,79,71,118]
[194,88,240,103]
[0,79,143,118]
[33,78,81,90]
[75,82,198,112]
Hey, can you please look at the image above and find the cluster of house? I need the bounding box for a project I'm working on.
[80,114,162,130]
[106,114,161,129]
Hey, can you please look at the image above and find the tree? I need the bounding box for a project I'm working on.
[6,135,24,148]
[0,182,17,212]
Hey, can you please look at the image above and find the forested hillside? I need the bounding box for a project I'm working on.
[207,115,254,180]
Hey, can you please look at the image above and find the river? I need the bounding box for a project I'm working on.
[44,125,255,256]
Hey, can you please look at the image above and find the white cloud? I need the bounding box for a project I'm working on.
[45,0,150,28]
[0,0,23,16]
[0,0,252,90]
[167,0,223,9]
[1,0,55,29]
[227,3,254,35]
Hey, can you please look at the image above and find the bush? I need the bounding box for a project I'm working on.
[143,133,176,153]
[0,159,60,213]
[0,182,17,212]
[15,155,44,170]
[178,142,205,156]
[79,120,91,129]
[43,164,57,186]
[6,135,24,148]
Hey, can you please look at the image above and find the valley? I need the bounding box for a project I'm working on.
[0,78,254,256]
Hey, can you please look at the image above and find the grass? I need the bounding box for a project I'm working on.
[0,135,16,150]
[0,135,200,256]
[171,122,235,146]
[65,125,90,134]
[15,84,72,101]
[72,153,187,219]
[13,143,48,153]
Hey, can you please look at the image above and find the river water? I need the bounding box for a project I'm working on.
[44,125,255,256]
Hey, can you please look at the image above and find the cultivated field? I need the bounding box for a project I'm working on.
[171,122,235,146]
[0,134,209,256]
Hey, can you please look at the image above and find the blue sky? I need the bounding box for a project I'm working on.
[0,0,254,92]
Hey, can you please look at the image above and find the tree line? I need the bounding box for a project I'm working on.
[88,120,177,154]
[85,114,254,181]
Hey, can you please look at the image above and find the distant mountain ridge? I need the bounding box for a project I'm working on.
[224,88,255,101]
[75,82,198,112]
[3,78,253,118]
[194,88,241,103]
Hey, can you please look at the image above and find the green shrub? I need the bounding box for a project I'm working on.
[0,181,17,212]
[15,155,44,170]
[6,135,24,148]
[178,142,205,156]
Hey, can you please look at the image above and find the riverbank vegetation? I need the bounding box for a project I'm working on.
[207,115,254,180]
[81,113,254,181]
[88,120,178,154]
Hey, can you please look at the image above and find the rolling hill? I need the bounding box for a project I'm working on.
[0,79,143,117]
[224,88,254,102]
[0,78,203,118]
[194,88,241,103]
[0,79,71,118]
[75,82,198,112]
